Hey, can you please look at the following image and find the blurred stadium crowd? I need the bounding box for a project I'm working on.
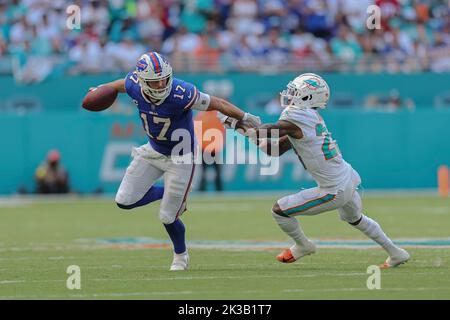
[0,0,450,81]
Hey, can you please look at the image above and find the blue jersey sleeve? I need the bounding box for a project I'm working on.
[124,71,140,100]
[171,79,199,111]
[182,81,199,110]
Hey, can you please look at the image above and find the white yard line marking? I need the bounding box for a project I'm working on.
[86,272,368,282]
[0,291,194,299]
[0,279,63,284]
[0,273,368,285]
[283,287,450,293]
[1,286,448,300]
[0,280,26,284]
[72,291,194,298]
[2,270,447,284]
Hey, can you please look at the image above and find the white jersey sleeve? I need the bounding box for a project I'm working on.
[279,107,317,139]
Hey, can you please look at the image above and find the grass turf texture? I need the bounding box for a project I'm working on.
[0,194,449,299]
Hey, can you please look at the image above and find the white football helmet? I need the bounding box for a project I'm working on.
[280,73,330,109]
[135,52,173,100]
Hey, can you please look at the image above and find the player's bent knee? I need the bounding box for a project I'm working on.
[115,193,135,210]
[116,202,134,210]
[347,215,363,226]
[272,203,284,216]
[338,211,362,225]
[159,212,176,225]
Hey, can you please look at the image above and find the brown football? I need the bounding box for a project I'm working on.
[82,85,118,112]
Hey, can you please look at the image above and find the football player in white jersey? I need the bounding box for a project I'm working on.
[242,73,410,268]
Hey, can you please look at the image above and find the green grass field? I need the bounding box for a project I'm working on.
[1,194,449,299]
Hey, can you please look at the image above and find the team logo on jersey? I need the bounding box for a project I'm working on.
[136,58,148,72]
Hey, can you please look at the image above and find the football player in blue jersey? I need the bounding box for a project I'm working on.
[91,52,260,270]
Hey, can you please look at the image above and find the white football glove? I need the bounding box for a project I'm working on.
[217,112,238,129]
[242,112,261,127]
[217,112,261,130]
[244,127,259,145]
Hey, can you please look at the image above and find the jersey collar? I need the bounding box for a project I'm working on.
[140,87,166,106]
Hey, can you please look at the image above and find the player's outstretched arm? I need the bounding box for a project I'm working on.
[257,135,293,156]
[90,79,126,93]
[255,120,303,139]
[208,96,261,127]
[246,120,302,156]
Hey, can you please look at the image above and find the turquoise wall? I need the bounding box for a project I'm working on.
[1,72,450,112]
[1,109,449,194]
[1,73,449,194]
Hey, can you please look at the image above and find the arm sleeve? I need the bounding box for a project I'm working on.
[191,91,211,111]
[124,72,136,99]
[183,85,199,110]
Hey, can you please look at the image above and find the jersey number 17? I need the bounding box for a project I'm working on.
[140,113,171,141]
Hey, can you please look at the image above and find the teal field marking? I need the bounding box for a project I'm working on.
[84,237,450,250]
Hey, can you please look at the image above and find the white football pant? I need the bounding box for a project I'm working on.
[277,169,363,223]
[115,143,195,224]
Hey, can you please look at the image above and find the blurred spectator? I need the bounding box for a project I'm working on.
[194,22,221,71]
[136,0,164,41]
[364,89,415,112]
[35,150,70,194]
[428,31,450,72]
[330,25,363,64]
[260,0,286,32]
[68,39,104,74]
[162,25,201,56]
[114,36,146,70]
[262,27,290,69]
[339,0,373,34]
[231,34,263,71]
[180,0,214,34]
[229,0,261,35]
[0,0,450,77]
[302,0,334,39]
